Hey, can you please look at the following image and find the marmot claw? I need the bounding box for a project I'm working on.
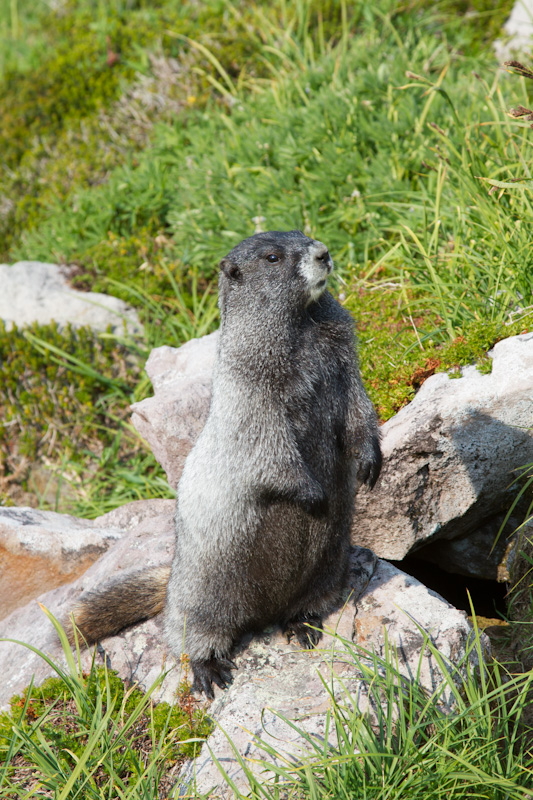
[191,657,237,699]
[284,617,323,649]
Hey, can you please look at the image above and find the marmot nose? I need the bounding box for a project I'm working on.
[315,246,332,273]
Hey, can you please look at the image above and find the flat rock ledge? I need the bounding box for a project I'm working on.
[0,500,480,798]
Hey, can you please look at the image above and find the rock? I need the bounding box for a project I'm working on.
[129,330,533,572]
[92,497,174,531]
[353,333,533,561]
[0,507,124,620]
[0,499,175,709]
[131,332,218,488]
[0,498,479,800]
[179,556,479,798]
[0,261,142,336]
[494,0,533,61]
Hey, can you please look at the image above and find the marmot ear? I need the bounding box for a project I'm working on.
[220,258,241,280]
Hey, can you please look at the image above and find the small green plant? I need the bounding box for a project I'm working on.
[0,318,142,508]
[0,609,212,798]
[347,286,533,419]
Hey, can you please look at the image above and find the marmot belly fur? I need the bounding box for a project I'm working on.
[68,230,382,697]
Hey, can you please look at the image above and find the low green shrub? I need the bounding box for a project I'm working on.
[0,320,137,489]
[349,286,533,419]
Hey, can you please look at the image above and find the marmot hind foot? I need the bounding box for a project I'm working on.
[284,614,323,649]
[191,656,237,699]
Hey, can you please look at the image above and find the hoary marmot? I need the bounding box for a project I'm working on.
[68,230,381,698]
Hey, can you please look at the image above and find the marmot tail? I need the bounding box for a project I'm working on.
[65,565,170,646]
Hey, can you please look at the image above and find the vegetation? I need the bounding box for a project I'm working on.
[207,625,533,799]
[0,612,212,798]
[1,0,533,796]
[1,615,532,799]
[1,0,532,513]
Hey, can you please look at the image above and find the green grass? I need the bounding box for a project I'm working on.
[201,622,533,799]
[0,611,212,798]
[13,0,533,341]
[1,2,533,790]
[2,616,531,799]
[0,0,48,76]
[0,0,530,545]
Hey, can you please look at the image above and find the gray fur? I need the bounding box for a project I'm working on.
[66,231,381,697]
[165,231,381,695]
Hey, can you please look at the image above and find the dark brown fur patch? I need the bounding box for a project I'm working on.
[65,565,170,645]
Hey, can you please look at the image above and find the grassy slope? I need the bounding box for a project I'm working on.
[0,0,531,619]
[2,0,532,514]
[0,616,212,798]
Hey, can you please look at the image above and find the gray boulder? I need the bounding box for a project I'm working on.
[130,330,533,571]
[0,261,142,335]
[131,332,218,488]
[354,332,533,561]
[0,499,175,709]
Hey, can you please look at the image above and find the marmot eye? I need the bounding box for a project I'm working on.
[266,254,279,263]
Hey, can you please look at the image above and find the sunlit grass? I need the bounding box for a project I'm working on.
[206,621,533,799]
[0,610,212,799]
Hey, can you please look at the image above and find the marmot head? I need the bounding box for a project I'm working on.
[218,231,333,319]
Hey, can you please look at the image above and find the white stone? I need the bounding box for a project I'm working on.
[353,333,533,560]
[0,261,142,335]
[494,0,533,60]
[130,331,218,488]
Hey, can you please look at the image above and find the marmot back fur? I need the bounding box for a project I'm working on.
[68,230,381,697]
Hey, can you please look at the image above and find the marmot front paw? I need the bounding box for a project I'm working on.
[358,434,382,489]
[284,615,323,649]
